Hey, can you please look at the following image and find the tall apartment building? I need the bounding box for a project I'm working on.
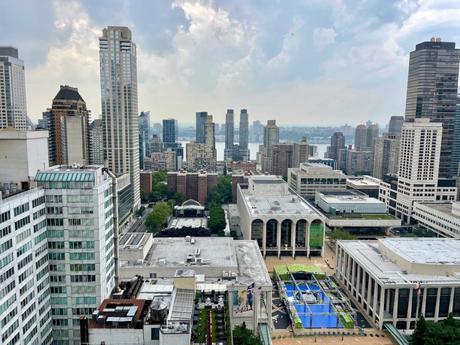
[345,150,372,175]
[0,47,27,130]
[35,166,116,344]
[47,85,90,166]
[405,38,460,177]
[272,144,294,177]
[354,124,367,151]
[373,133,400,179]
[238,109,249,161]
[204,115,216,157]
[224,109,234,160]
[0,189,53,344]
[162,118,177,145]
[195,111,208,144]
[396,119,443,223]
[326,132,345,163]
[89,119,104,165]
[293,137,309,167]
[186,142,216,171]
[166,171,218,205]
[388,116,404,137]
[139,111,151,166]
[99,26,140,210]
[261,120,279,172]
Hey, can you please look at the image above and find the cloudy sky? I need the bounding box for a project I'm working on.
[2,0,460,126]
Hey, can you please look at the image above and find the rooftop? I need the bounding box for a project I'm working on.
[168,217,207,229]
[415,202,460,220]
[338,238,460,285]
[54,85,85,102]
[346,176,380,188]
[317,190,383,204]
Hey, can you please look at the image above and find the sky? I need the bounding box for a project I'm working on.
[2,0,460,126]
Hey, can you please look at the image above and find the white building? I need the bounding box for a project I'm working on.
[0,130,49,196]
[0,188,52,344]
[288,163,347,200]
[35,166,116,344]
[0,47,27,130]
[99,26,140,211]
[413,201,460,238]
[237,175,326,257]
[396,119,442,223]
[336,238,460,330]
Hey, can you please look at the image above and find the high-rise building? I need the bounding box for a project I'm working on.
[405,38,460,177]
[89,119,104,165]
[204,115,216,158]
[326,132,345,163]
[150,133,163,153]
[0,188,53,345]
[47,85,90,166]
[372,133,400,179]
[36,166,116,344]
[396,119,443,223]
[345,150,372,175]
[224,109,234,160]
[139,111,151,160]
[37,111,50,130]
[366,123,379,151]
[239,109,249,150]
[293,136,309,167]
[99,26,140,209]
[261,120,279,172]
[251,120,263,142]
[195,111,208,144]
[453,95,460,175]
[0,47,27,130]
[272,143,294,177]
[388,116,404,137]
[354,124,367,151]
[162,118,177,144]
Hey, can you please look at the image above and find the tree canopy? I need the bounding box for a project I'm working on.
[232,322,262,345]
[145,201,172,234]
[329,229,357,243]
[206,176,232,206]
[412,314,460,345]
[208,205,226,234]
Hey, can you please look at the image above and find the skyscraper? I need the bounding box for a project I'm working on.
[162,118,177,144]
[239,109,249,150]
[354,124,367,151]
[388,116,404,137]
[366,123,379,150]
[99,26,140,209]
[204,114,216,156]
[195,111,208,144]
[405,38,460,177]
[224,109,234,160]
[0,46,27,130]
[272,143,294,177]
[89,119,104,165]
[47,85,90,166]
[293,136,309,167]
[327,132,345,163]
[372,133,400,179]
[261,120,279,172]
[36,166,116,344]
[396,119,442,223]
[139,111,150,169]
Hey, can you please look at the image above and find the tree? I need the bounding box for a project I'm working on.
[412,315,427,345]
[172,192,186,205]
[206,176,232,206]
[208,205,226,234]
[412,314,460,345]
[233,322,262,345]
[329,229,357,243]
[145,202,171,234]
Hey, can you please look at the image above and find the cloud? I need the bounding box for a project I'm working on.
[26,0,100,118]
[312,27,337,49]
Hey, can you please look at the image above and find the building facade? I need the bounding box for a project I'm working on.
[224,109,234,160]
[413,201,460,238]
[388,116,404,137]
[47,85,90,166]
[99,26,140,210]
[237,175,326,258]
[35,166,116,344]
[326,132,345,164]
[288,163,347,200]
[373,134,400,179]
[89,119,104,165]
[405,38,460,177]
[195,111,208,144]
[0,47,27,130]
[271,143,294,177]
[0,189,53,344]
[166,171,218,205]
[293,137,309,168]
[261,120,279,173]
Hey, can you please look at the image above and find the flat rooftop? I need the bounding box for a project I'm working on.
[318,191,383,204]
[416,202,460,220]
[339,239,460,285]
[168,217,207,229]
[346,176,380,188]
[241,189,324,219]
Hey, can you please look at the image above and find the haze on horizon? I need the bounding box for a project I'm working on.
[2,0,460,126]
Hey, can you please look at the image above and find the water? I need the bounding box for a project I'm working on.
[179,141,328,161]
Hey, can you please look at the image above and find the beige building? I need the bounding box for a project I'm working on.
[186,142,216,172]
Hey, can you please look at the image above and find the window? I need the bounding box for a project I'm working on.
[14,202,29,217]
[32,196,45,208]
[151,328,160,340]
[14,216,30,230]
[0,211,11,224]
[0,225,11,238]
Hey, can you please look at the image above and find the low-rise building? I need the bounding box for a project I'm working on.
[167,171,218,205]
[140,171,153,194]
[288,163,347,200]
[346,175,381,198]
[238,175,326,257]
[336,238,460,330]
[413,201,460,238]
[315,190,401,233]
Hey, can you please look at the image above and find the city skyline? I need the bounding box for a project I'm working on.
[3,1,460,125]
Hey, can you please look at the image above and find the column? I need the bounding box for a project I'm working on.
[406,289,413,330]
[448,287,455,314]
[372,281,379,323]
[360,270,366,307]
[321,221,325,257]
[434,287,441,322]
[392,288,399,326]
[421,288,427,318]
[351,258,356,289]
[306,221,310,257]
[267,290,273,330]
[276,221,281,258]
[291,221,296,258]
[262,220,266,258]
[367,275,372,313]
[378,287,385,329]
